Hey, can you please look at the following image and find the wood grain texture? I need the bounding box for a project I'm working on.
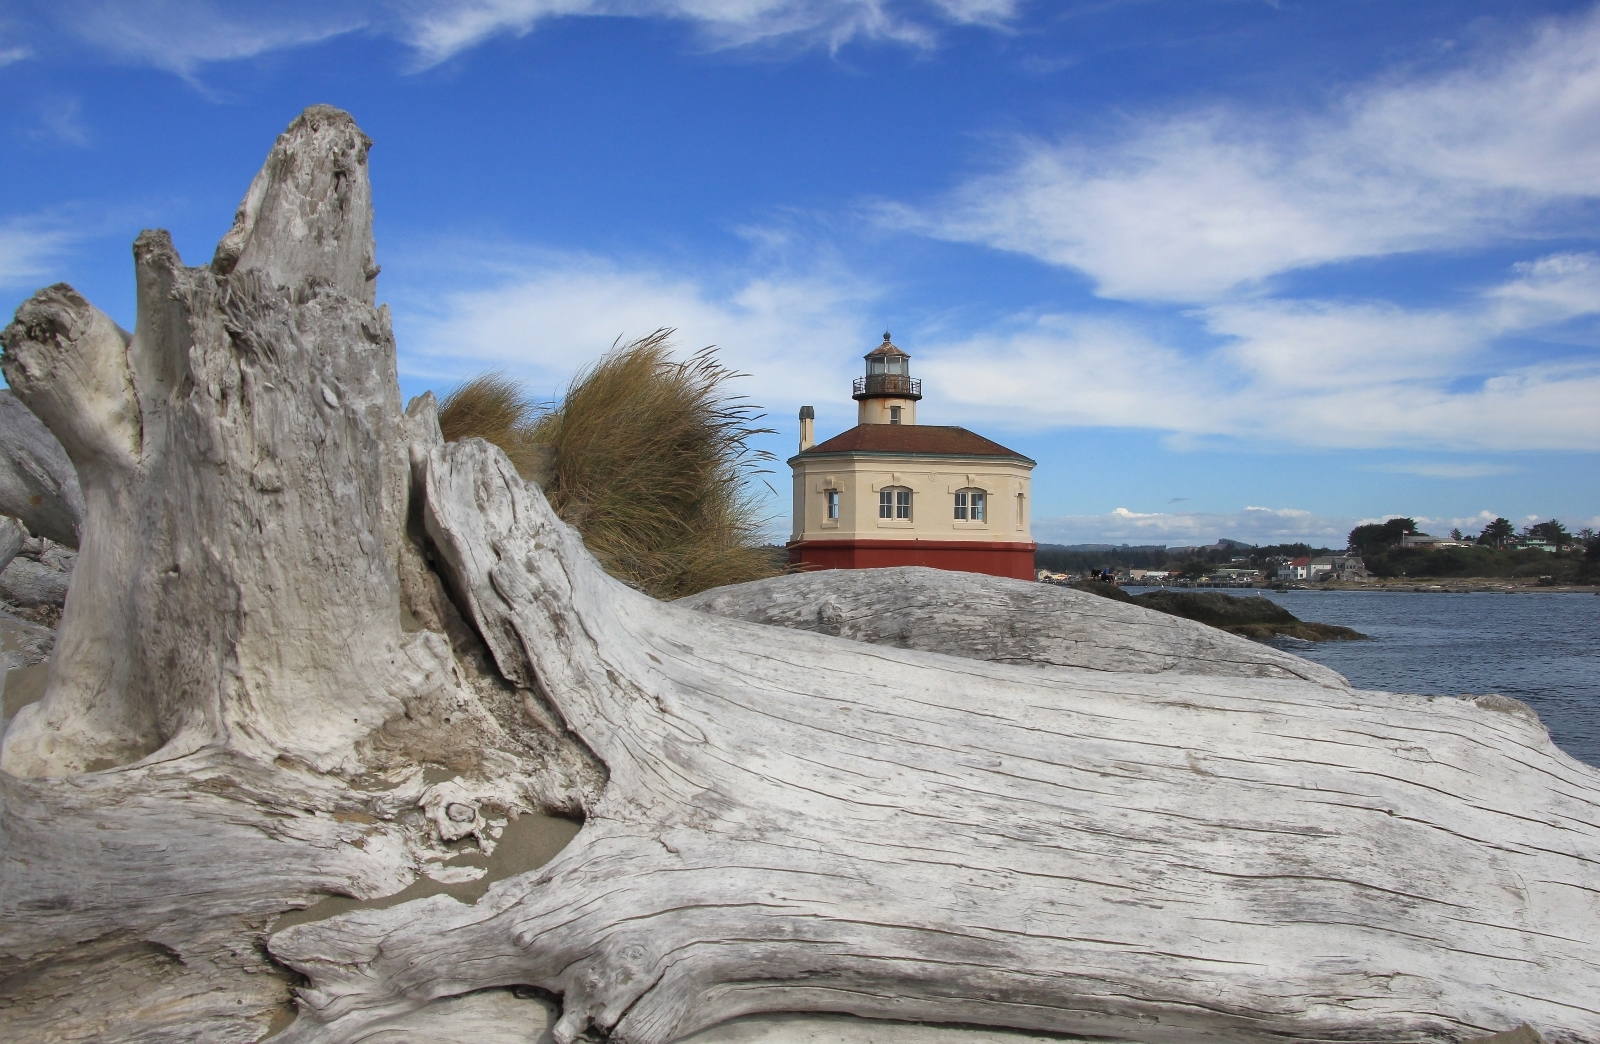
[2,106,1596,1044]
[268,439,1600,1044]
[0,389,84,547]
[679,567,1350,688]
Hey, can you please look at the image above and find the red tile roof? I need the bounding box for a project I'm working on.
[800,425,1033,462]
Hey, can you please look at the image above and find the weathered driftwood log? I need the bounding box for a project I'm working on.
[3,107,1599,1044]
[1,107,599,1041]
[0,536,74,615]
[0,389,84,547]
[679,567,1350,689]
[0,515,22,575]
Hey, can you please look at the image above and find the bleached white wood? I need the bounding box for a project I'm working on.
[0,515,22,574]
[2,106,1596,1044]
[266,438,1600,1044]
[0,389,84,547]
[680,567,1349,688]
[0,542,73,610]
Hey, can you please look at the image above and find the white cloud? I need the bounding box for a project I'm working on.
[914,251,1600,451]
[1365,462,1518,480]
[1035,505,1353,548]
[390,250,882,423]
[398,0,1020,65]
[900,7,1600,301]
[29,98,90,147]
[55,1,368,76]
[0,217,81,291]
[0,44,31,67]
[392,245,1600,453]
[47,0,1011,77]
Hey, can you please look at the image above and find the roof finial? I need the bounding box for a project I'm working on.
[883,331,892,343]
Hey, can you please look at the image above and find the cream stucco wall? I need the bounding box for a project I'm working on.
[790,452,1033,544]
[856,397,918,426]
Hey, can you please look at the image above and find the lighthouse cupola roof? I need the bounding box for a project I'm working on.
[854,332,922,402]
[864,331,909,361]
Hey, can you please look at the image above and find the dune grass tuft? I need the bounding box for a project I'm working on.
[437,331,782,599]
[436,371,549,481]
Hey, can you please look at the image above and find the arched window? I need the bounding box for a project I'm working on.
[953,489,987,521]
[879,487,912,520]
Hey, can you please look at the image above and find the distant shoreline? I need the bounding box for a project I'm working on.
[1126,580,1600,594]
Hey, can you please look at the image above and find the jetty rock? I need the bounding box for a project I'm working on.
[1,106,1598,1044]
[680,566,1351,689]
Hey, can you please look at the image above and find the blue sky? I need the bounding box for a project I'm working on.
[4,0,1599,547]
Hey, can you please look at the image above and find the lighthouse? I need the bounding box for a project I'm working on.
[787,334,1037,580]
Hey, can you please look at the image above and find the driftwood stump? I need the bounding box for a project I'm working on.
[2,107,1598,1044]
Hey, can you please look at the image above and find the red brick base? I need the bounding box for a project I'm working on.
[787,539,1038,581]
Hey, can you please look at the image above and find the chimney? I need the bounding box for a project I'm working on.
[798,405,815,451]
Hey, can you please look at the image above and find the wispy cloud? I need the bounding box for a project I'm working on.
[1365,462,1519,479]
[915,251,1600,451]
[392,242,1600,452]
[45,0,1015,78]
[0,215,84,291]
[389,246,882,421]
[893,7,1600,301]
[50,1,370,77]
[28,98,91,147]
[0,44,30,67]
[1036,505,1353,547]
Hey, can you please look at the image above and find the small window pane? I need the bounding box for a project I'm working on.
[826,490,839,520]
[896,489,912,519]
[971,492,985,521]
[879,489,893,518]
[954,492,967,520]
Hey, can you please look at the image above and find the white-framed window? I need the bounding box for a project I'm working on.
[954,489,987,521]
[825,489,840,520]
[889,405,902,424]
[879,487,911,520]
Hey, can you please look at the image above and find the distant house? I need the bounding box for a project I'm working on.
[1278,557,1310,581]
[1400,533,1473,550]
[1310,555,1368,581]
[1521,539,1557,553]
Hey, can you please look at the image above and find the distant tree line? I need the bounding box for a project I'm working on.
[1034,541,1338,578]
[1037,516,1600,584]
[1348,516,1599,581]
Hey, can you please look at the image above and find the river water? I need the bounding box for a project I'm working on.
[1129,589,1600,768]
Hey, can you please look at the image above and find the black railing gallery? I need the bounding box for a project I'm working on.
[853,375,922,398]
